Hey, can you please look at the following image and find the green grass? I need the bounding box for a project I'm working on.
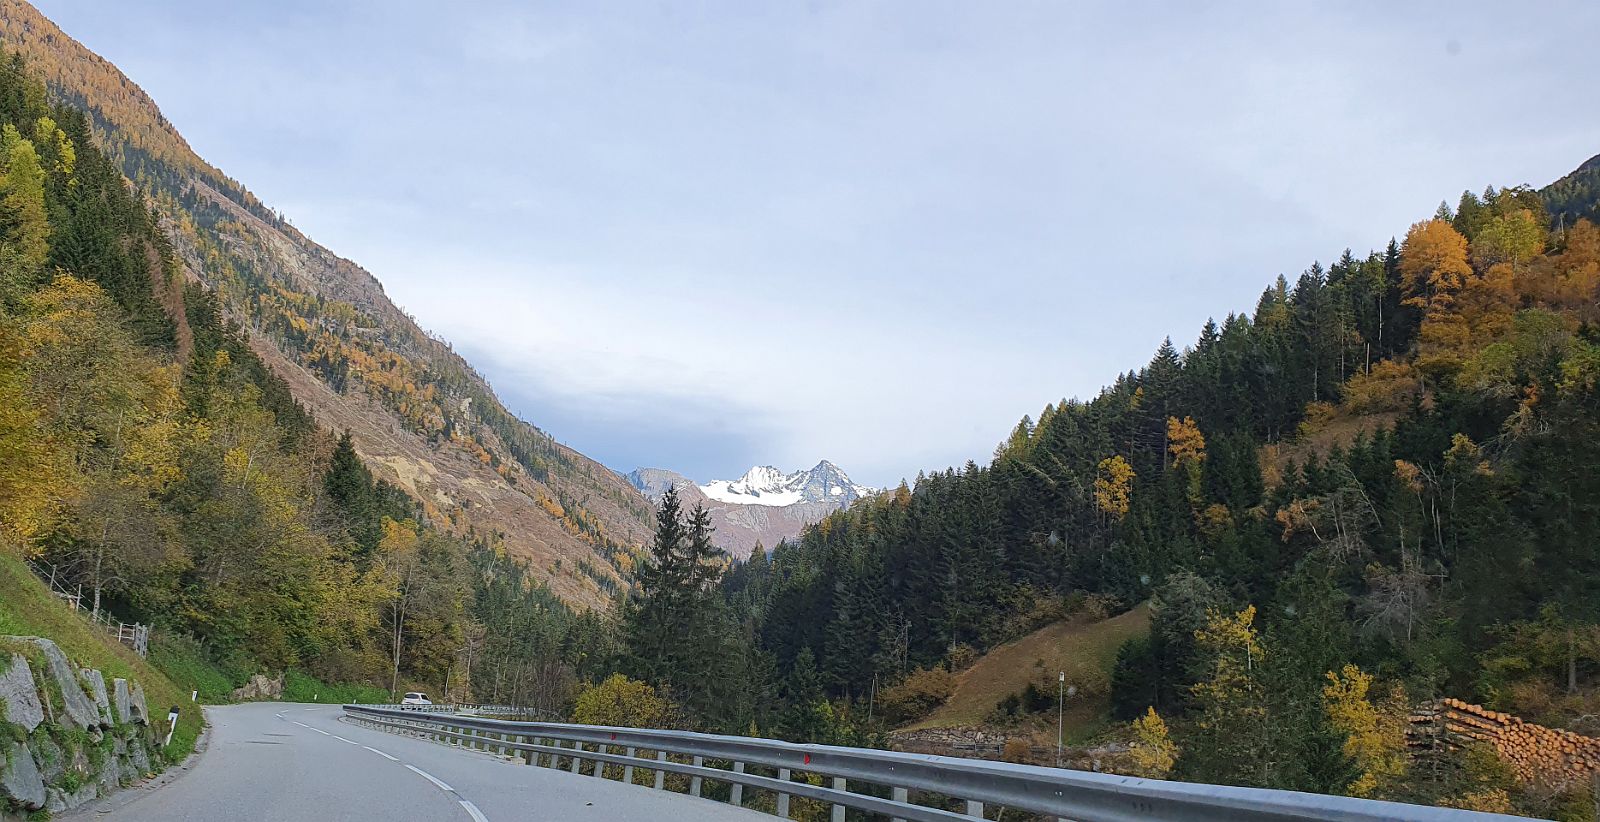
[280,669,390,704]
[147,633,241,705]
[0,550,203,764]
[904,603,1150,743]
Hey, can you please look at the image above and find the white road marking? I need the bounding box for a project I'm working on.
[292,721,309,728]
[405,764,455,793]
[304,707,318,711]
[362,746,399,761]
[459,799,489,822]
[333,735,359,745]
[310,728,331,736]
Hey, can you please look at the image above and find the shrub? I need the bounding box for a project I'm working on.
[945,643,979,672]
[1001,737,1031,763]
[1127,707,1177,779]
[877,666,954,724]
[572,674,673,729]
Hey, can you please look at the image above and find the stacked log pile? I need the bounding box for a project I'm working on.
[1410,697,1600,789]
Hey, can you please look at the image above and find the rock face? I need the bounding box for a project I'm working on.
[231,672,284,701]
[22,638,100,729]
[113,677,135,724]
[130,680,150,724]
[1,740,46,810]
[0,652,44,732]
[82,667,113,726]
[0,636,166,814]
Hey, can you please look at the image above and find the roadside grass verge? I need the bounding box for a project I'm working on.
[281,669,391,704]
[0,550,203,764]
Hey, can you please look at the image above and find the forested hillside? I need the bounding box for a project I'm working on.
[0,0,653,609]
[0,48,617,709]
[591,161,1600,817]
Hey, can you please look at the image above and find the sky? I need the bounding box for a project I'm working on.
[32,1,1600,487]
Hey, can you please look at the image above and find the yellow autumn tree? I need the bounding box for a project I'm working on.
[0,123,49,268]
[1167,416,1206,502]
[1400,219,1513,370]
[1127,707,1178,778]
[572,673,673,729]
[1400,219,1473,312]
[1471,208,1545,272]
[1094,455,1135,519]
[0,322,58,547]
[1187,606,1270,782]
[1322,664,1408,797]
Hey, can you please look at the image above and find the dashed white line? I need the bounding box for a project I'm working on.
[333,735,359,745]
[292,721,309,728]
[458,800,489,822]
[310,728,331,736]
[362,745,399,761]
[405,764,455,793]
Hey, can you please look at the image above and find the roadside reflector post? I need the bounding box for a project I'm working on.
[164,706,180,747]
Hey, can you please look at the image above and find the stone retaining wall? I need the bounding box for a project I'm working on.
[0,636,158,817]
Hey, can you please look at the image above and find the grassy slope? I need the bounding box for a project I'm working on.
[906,604,1150,743]
[0,551,203,763]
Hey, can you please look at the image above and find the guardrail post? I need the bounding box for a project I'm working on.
[690,755,703,797]
[965,799,983,818]
[654,750,667,790]
[570,741,583,773]
[623,747,635,785]
[776,767,790,818]
[890,786,909,822]
[593,745,606,777]
[831,777,846,822]
[730,762,744,806]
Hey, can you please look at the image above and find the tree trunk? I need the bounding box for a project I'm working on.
[1570,627,1579,695]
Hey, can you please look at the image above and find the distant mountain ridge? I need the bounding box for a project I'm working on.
[626,462,878,557]
[702,462,876,507]
[0,0,653,608]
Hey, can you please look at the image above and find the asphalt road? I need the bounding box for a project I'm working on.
[82,702,769,822]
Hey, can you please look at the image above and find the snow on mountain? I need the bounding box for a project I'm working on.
[701,462,876,507]
[624,461,879,557]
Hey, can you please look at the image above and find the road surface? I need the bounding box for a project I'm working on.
[82,702,768,822]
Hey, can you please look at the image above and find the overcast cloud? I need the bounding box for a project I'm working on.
[34,0,1600,486]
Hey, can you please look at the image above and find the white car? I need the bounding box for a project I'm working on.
[401,692,432,706]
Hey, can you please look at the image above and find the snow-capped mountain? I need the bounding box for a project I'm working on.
[624,462,879,557]
[701,462,876,507]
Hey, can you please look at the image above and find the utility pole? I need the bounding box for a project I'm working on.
[1057,671,1065,767]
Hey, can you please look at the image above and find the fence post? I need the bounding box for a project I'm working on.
[570,741,583,774]
[623,747,635,785]
[690,755,703,797]
[777,767,791,819]
[593,744,606,777]
[965,799,983,818]
[891,786,909,822]
[831,777,846,822]
[654,750,667,790]
[730,762,744,806]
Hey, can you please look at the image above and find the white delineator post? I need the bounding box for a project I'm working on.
[165,706,180,747]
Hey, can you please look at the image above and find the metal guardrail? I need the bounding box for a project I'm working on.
[342,705,1527,822]
[390,704,549,718]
